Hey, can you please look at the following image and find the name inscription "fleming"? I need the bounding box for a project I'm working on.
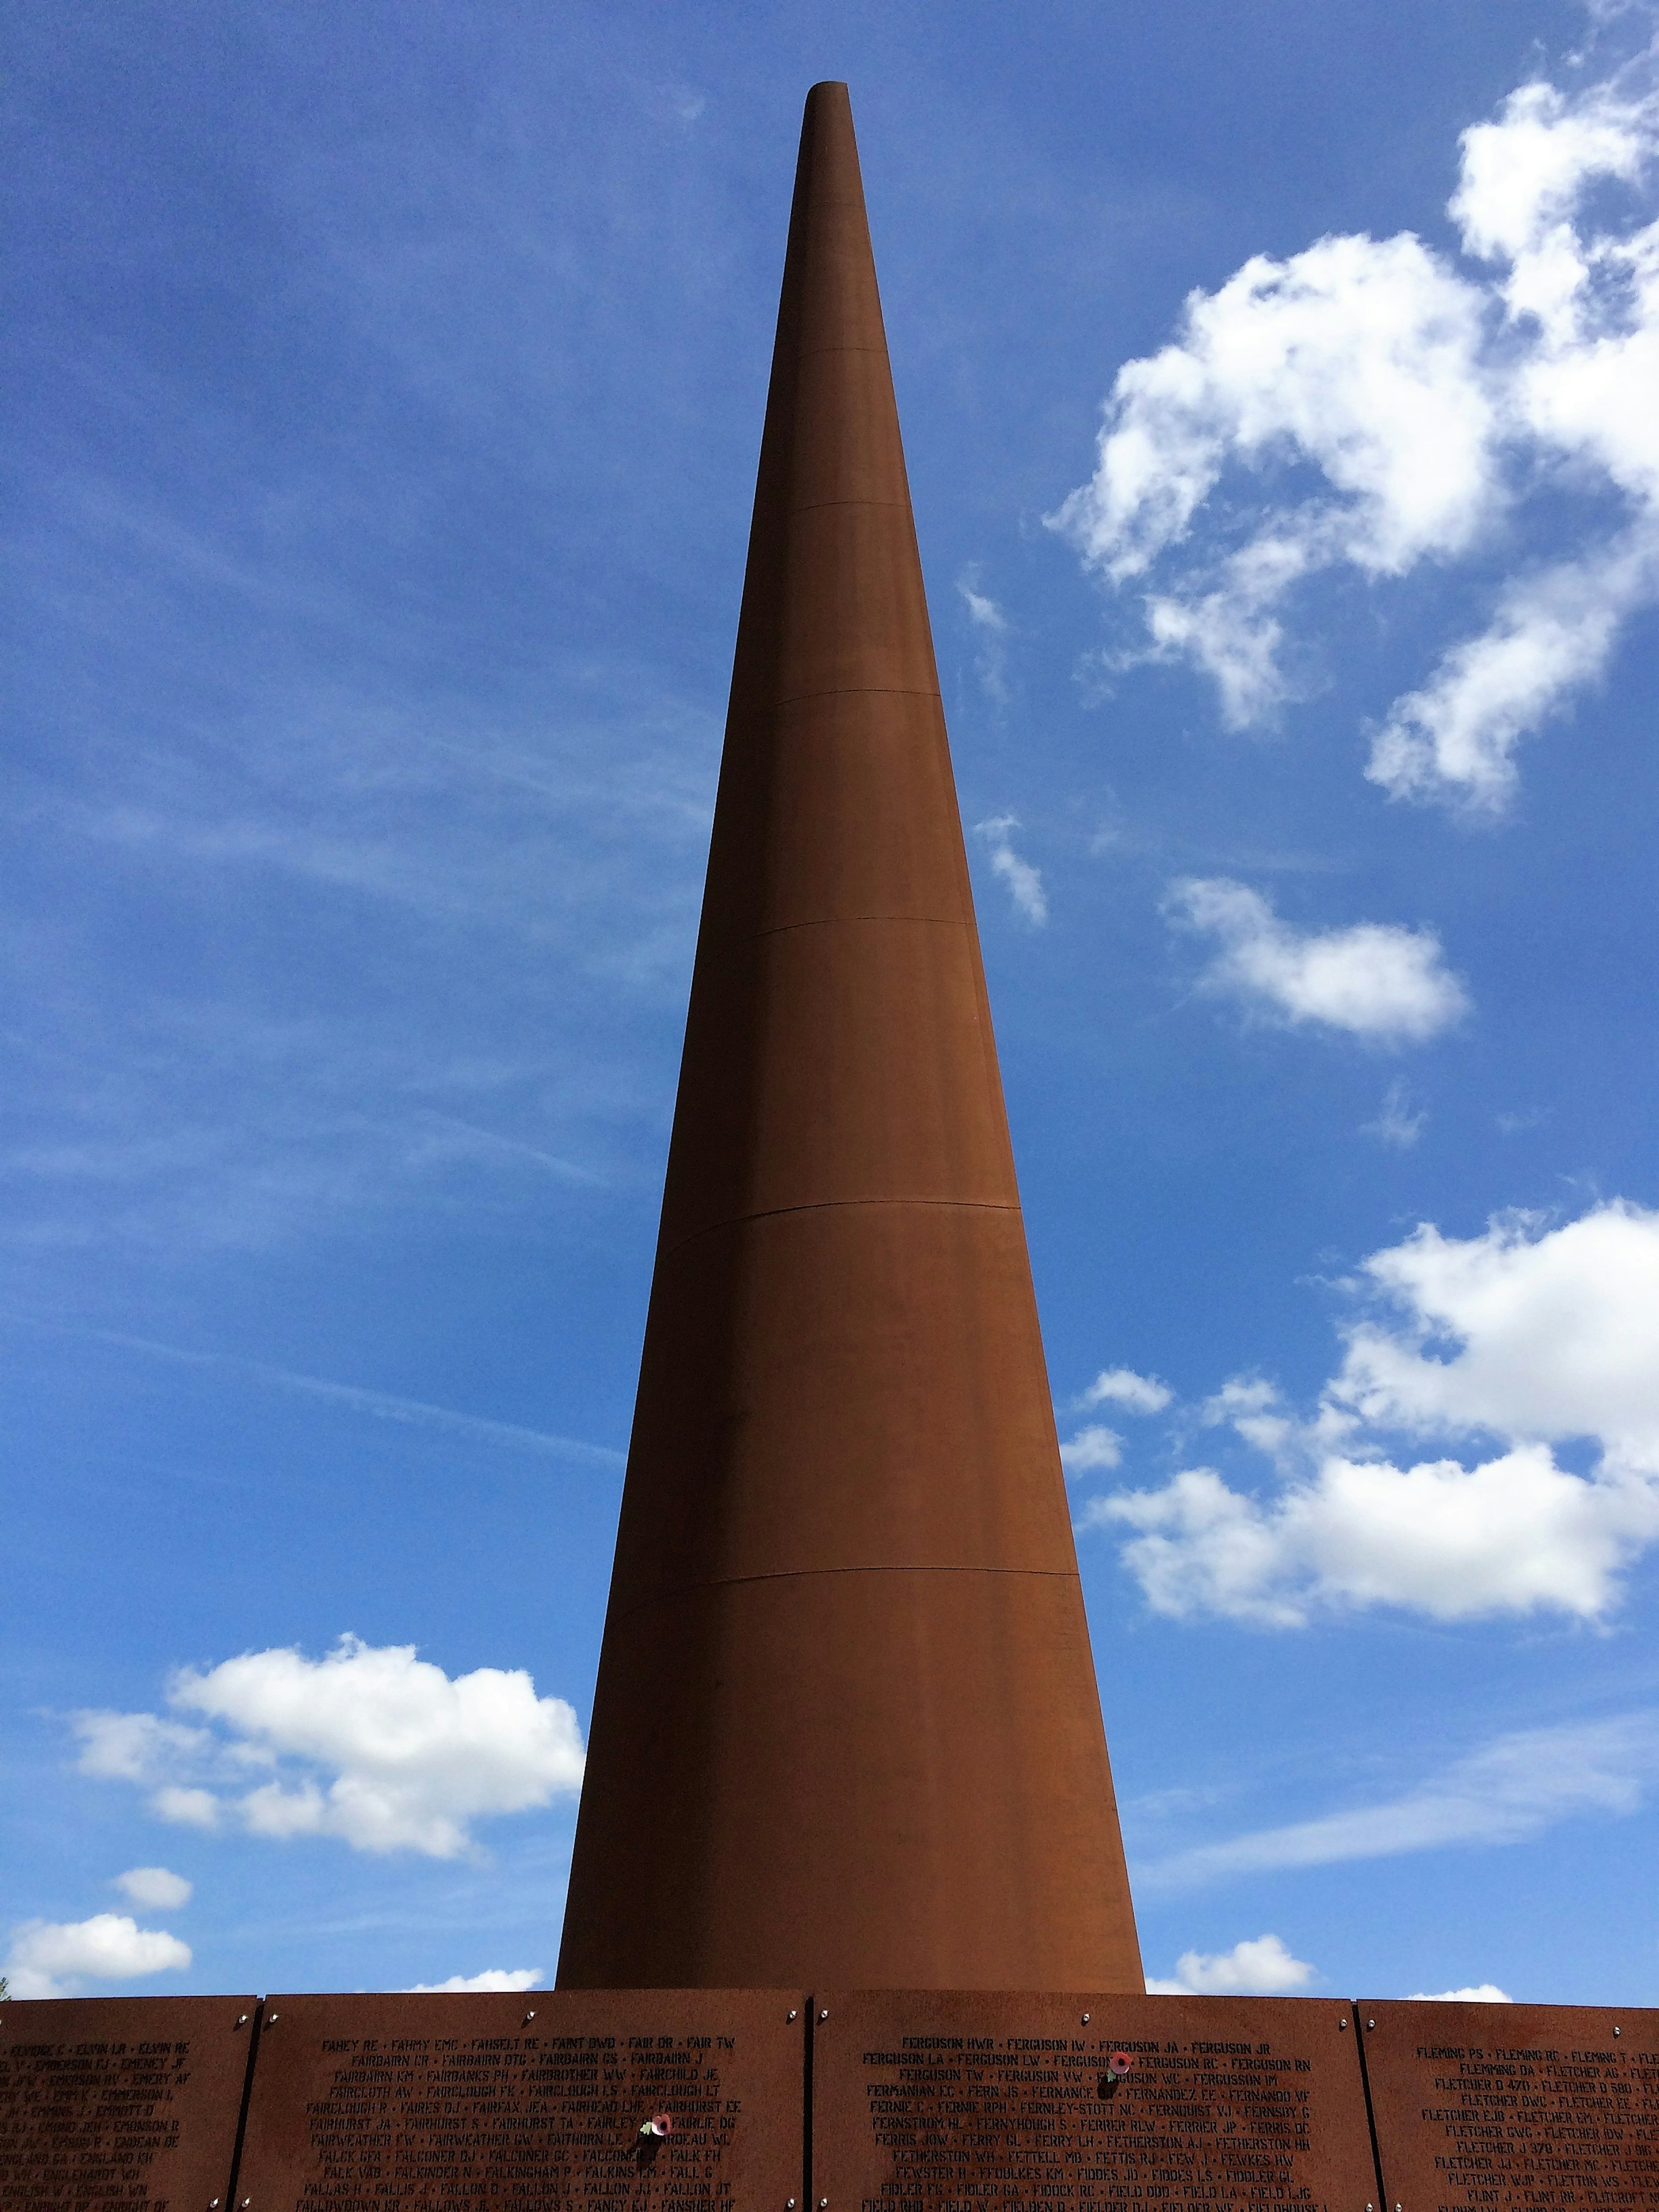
[1362,2004,1659,2212]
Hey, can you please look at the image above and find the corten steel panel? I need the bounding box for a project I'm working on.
[556,80,1141,1993]
[781,347,909,513]
[232,1990,805,2212]
[751,695,969,930]
[558,1578,1131,1991]
[1358,1998,1659,2211]
[658,920,1019,1236]
[612,1210,1077,1602]
[811,1993,1380,2212]
[772,505,939,703]
[0,1994,257,2211]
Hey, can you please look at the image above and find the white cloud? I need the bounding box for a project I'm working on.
[1201,1376,1295,1460]
[73,1634,585,1858]
[1329,1200,1659,1468]
[1139,533,1319,728]
[975,816,1048,926]
[151,1785,222,1828]
[407,1967,542,1993]
[1140,1712,1659,1891]
[655,83,706,125]
[958,566,1011,704]
[1367,539,1653,809]
[1090,1444,1659,1625]
[1165,877,1468,1043]
[1146,1933,1316,1996]
[1575,0,1651,26]
[1059,1423,1123,1475]
[1082,1201,1659,1624]
[1452,75,1654,300]
[5,1914,191,2000]
[1052,53,1659,810]
[74,1710,209,1783]
[1362,1078,1426,1148]
[959,575,1009,633]
[1078,1367,1173,1414]
[1408,1983,1513,2002]
[1086,1468,1305,1627]
[114,1867,192,1910]
[1054,231,1494,587]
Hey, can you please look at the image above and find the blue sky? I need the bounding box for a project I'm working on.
[6,0,1659,2009]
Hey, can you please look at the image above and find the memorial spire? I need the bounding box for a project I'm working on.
[557,81,1143,1992]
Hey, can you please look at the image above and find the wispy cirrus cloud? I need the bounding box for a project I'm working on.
[975,815,1049,925]
[1362,1078,1427,1147]
[957,565,1012,704]
[1,571,718,1261]
[10,1318,622,1467]
[1138,1711,1659,1892]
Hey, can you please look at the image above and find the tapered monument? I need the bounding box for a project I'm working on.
[557,83,1142,1993]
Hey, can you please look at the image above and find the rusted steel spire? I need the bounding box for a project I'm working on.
[557,83,1143,1993]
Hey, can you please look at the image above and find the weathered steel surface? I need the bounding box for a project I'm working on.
[1360,1998,1659,2210]
[232,1989,805,2212]
[0,1994,256,2210]
[810,1992,1378,2212]
[556,76,1141,1996]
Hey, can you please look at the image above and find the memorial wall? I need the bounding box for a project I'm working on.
[810,1991,1376,2211]
[6,1991,1656,2212]
[1360,1998,1659,2209]
[232,1989,804,2212]
[0,1996,256,2211]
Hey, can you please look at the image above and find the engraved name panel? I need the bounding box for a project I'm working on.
[0,1995,257,2211]
[811,1993,1376,2212]
[232,1989,805,2212]
[1360,1998,1659,2211]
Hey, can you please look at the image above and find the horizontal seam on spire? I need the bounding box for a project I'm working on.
[752,915,960,939]
[785,497,909,517]
[657,1195,1020,1267]
[769,684,942,711]
[604,1564,1082,1627]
